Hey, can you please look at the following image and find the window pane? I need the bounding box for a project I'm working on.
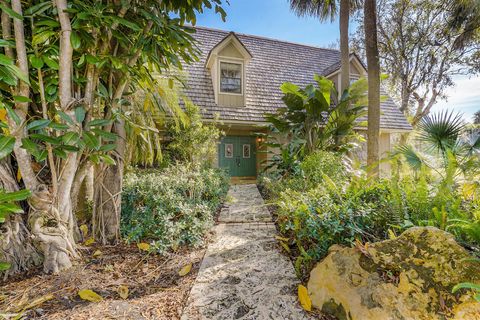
[225,144,233,158]
[243,144,250,158]
[220,62,242,94]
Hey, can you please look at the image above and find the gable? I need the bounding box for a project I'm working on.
[182,27,412,132]
[219,43,244,59]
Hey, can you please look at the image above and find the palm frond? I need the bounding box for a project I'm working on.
[417,111,466,153]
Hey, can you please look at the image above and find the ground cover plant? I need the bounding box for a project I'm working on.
[121,164,229,253]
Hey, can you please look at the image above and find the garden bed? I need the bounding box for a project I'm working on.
[0,242,209,319]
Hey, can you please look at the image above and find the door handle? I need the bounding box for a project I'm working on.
[236,157,240,167]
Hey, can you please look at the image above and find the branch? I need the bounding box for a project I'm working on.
[55,0,73,110]
[10,0,38,190]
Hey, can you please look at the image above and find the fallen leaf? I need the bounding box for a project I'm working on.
[93,250,102,257]
[15,294,54,312]
[178,263,192,276]
[279,241,291,253]
[84,237,95,246]
[137,242,150,251]
[117,285,129,299]
[275,235,290,242]
[80,224,88,238]
[78,289,103,302]
[298,284,312,312]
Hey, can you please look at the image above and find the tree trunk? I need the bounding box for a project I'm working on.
[340,0,350,94]
[364,0,381,177]
[93,119,126,244]
[0,160,41,278]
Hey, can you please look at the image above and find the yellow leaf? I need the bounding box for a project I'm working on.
[80,224,88,238]
[84,237,95,246]
[0,109,6,121]
[178,263,192,277]
[388,229,397,240]
[137,242,150,251]
[462,183,477,199]
[298,284,312,312]
[275,235,289,242]
[280,241,291,253]
[16,169,21,182]
[117,285,129,300]
[78,289,103,303]
[93,250,102,257]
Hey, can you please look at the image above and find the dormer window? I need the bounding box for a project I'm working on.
[205,32,252,106]
[220,62,242,94]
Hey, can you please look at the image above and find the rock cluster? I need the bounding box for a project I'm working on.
[308,227,480,320]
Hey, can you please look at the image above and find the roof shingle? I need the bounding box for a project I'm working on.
[182,27,412,131]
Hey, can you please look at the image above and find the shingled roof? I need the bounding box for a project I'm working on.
[182,26,412,131]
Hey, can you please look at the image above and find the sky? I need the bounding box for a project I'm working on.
[196,0,480,122]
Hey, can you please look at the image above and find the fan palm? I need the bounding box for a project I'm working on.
[395,110,480,180]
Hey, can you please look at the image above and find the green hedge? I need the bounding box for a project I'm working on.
[121,164,229,253]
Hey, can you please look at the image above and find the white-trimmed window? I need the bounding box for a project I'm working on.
[225,144,233,158]
[220,62,242,94]
[242,144,251,158]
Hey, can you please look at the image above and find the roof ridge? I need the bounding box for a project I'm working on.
[193,25,341,53]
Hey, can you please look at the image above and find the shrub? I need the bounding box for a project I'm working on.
[121,164,229,253]
[165,101,222,167]
[300,151,347,188]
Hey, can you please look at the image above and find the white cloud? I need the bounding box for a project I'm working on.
[433,75,480,122]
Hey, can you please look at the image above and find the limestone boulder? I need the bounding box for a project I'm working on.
[308,227,480,320]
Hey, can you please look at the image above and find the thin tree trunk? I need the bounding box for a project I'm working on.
[364,0,381,177]
[93,119,126,244]
[340,0,350,93]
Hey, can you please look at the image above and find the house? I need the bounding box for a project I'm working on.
[182,26,412,177]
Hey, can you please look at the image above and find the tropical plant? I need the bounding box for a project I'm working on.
[125,77,186,167]
[0,0,226,274]
[396,111,480,180]
[166,101,223,166]
[265,75,367,156]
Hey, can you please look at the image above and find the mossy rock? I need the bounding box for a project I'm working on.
[308,227,480,320]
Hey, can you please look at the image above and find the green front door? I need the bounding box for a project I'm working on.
[219,136,256,177]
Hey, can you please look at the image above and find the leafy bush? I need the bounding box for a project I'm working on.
[121,164,229,253]
[165,101,222,167]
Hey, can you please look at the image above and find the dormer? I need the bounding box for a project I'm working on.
[325,53,367,95]
[205,32,252,107]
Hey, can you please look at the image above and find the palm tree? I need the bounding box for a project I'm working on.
[289,0,353,93]
[363,0,381,177]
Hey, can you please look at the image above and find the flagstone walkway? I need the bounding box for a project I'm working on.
[181,184,312,320]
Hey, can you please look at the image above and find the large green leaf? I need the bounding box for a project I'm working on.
[27,119,51,131]
[0,4,22,20]
[70,31,81,49]
[0,262,11,271]
[75,106,86,123]
[61,132,80,145]
[0,135,15,160]
[83,131,100,150]
[0,189,31,202]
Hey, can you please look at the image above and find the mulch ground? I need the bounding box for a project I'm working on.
[0,242,208,320]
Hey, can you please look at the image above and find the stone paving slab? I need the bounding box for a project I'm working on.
[218,184,272,223]
[182,184,312,320]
